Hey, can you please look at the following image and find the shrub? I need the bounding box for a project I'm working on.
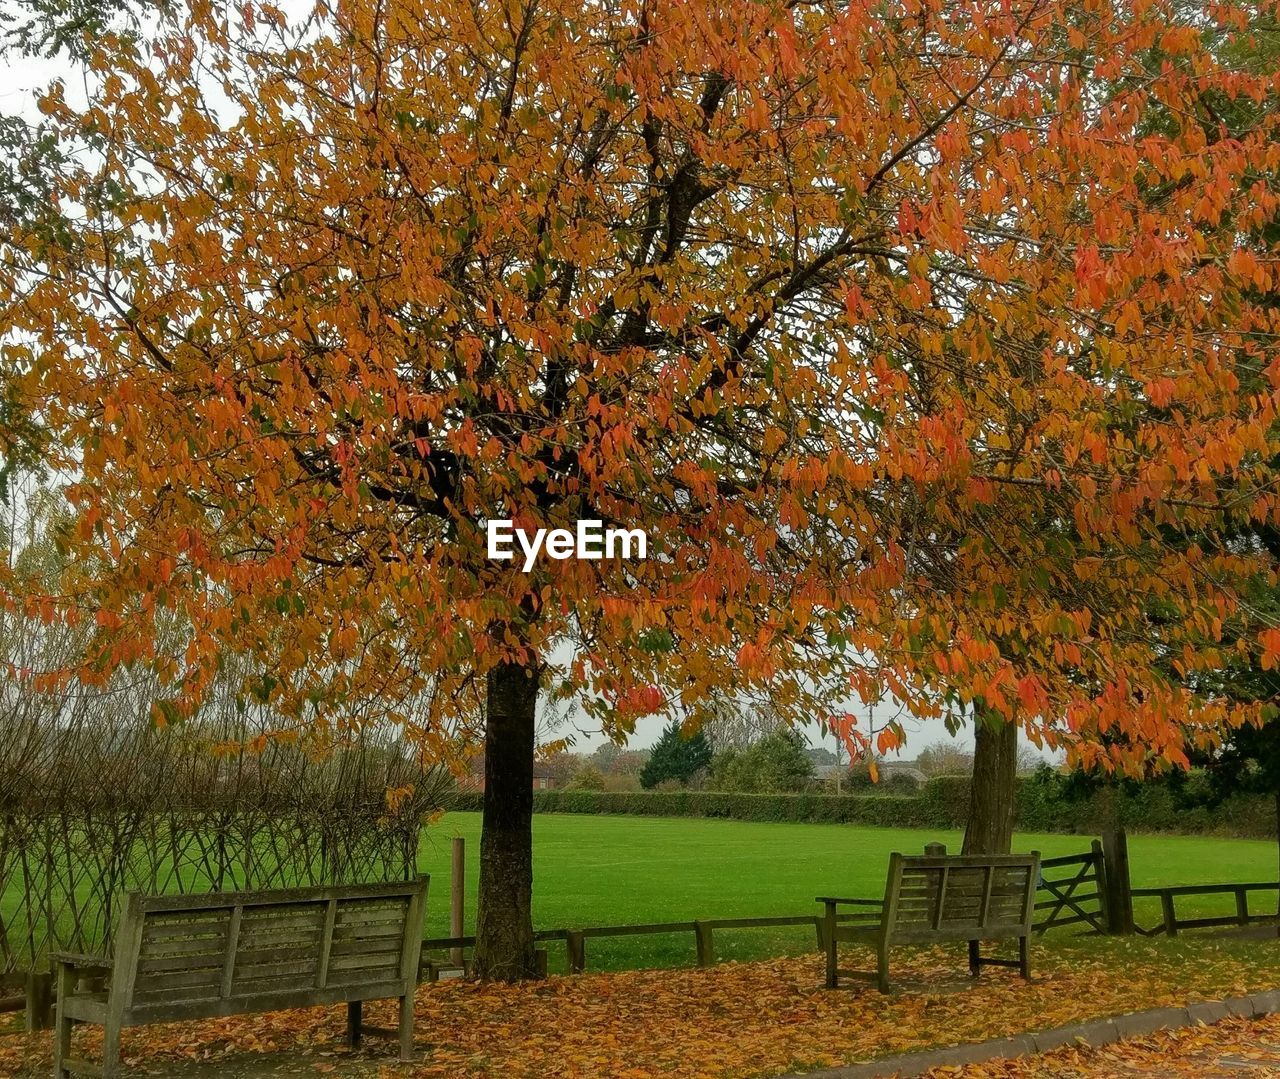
[566,764,607,791]
[708,730,814,793]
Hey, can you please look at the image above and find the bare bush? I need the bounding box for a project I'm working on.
[0,482,453,975]
[0,692,451,974]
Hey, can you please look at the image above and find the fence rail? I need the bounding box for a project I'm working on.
[0,974,23,1018]
[423,914,824,975]
[1132,882,1280,936]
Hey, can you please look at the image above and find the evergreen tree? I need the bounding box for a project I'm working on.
[639,722,712,789]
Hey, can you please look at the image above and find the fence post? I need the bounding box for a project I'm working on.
[694,921,715,967]
[1090,839,1111,933]
[1160,891,1178,937]
[450,837,465,968]
[1235,887,1250,926]
[923,842,947,856]
[1101,828,1134,935]
[24,970,53,1031]
[566,930,586,974]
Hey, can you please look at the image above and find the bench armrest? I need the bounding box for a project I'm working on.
[52,952,113,972]
[815,897,883,906]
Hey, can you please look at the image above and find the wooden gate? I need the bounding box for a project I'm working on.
[1033,843,1108,934]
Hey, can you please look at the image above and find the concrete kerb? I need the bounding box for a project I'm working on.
[781,990,1279,1079]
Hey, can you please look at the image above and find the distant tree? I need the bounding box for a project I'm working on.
[589,743,621,773]
[639,723,712,790]
[806,746,837,767]
[1015,745,1045,775]
[699,697,784,751]
[565,763,608,792]
[605,749,651,777]
[539,750,585,786]
[914,742,974,778]
[711,729,814,793]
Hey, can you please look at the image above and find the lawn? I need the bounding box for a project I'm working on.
[418,813,1280,971]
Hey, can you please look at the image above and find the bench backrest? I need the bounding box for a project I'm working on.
[113,879,428,1021]
[881,853,1038,943]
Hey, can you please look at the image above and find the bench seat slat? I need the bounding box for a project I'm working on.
[334,911,411,929]
[137,952,225,974]
[141,921,230,942]
[232,943,327,967]
[140,935,230,959]
[121,979,413,1026]
[234,961,327,984]
[333,921,406,940]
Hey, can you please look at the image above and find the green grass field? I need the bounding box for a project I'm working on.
[419,813,1280,971]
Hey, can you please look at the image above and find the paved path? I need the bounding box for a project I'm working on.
[938,1014,1280,1077]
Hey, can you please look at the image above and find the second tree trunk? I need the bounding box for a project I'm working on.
[962,715,1019,855]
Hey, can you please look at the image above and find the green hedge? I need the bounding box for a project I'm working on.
[450,788,946,827]
[449,775,1276,838]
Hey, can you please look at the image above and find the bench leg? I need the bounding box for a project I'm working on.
[823,906,838,989]
[52,964,74,1079]
[1018,935,1030,979]
[346,1000,362,1049]
[101,1021,121,1079]
[52,1012,72,1079]
[876,943,890,994]
[398,992,416,1062]
[968,939,981,977]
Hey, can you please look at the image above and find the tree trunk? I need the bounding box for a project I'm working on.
[962,715,1019,855]
[473,657,540,981]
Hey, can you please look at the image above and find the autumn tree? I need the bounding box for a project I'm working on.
[4,0,1280,977]
[953,3,1280,855]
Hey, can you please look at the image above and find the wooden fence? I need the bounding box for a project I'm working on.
[418,854,1116,980]
[1132,882,1280,937]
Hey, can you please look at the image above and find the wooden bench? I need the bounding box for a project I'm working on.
[52,878,429,1078]
[819,851,1039,992]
